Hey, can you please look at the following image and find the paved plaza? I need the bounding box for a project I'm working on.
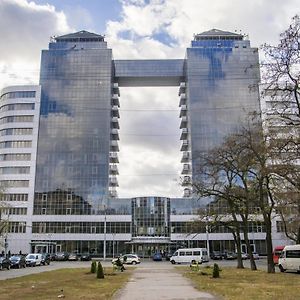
[113,262,217,300]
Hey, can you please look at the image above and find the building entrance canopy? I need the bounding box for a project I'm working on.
[126,237,172,244]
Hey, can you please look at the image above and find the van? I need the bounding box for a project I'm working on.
[273,245,285,264]
[170,248,209,264]
[25,253,43,267]
[278,244,300,273]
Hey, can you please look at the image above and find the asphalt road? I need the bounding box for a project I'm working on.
[0,258,296,281]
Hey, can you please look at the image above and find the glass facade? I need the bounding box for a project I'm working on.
[186,37,261,186]
[35,34,113,214]
[132,197,170,237]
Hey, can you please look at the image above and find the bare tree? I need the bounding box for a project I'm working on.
[261,15,300,245]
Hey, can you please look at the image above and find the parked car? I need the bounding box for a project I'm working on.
[241,252,249,260]
[273,245,285,264]
[55,252,69,261]
[153,252,163,261]
[112,254,140,265]
[50,253,56,261]
[41,253,50,265]
[0,257,11,270]
[223,252,237,260]
[80,253,91,261]
[25,253,42,267]
[9,255,26,268]
[252,252,260,260]
[165,252,173,261]
[68,253,79,261]
[210,251,223,260]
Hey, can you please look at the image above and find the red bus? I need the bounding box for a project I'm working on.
[273,245,285,264]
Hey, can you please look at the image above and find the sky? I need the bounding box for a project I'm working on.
[0,0,298,198]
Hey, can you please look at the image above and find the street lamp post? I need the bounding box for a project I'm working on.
[205,224,210,258]
[103,206,107,260]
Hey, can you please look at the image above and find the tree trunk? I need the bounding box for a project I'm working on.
[242,226,257,270]
[234,227,244,269]
[264,213,275,273]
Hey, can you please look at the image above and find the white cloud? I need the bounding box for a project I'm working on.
[0,0,71,90]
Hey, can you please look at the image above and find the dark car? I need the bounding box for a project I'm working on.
[41,253,51,265]
[55,252,69,261]
[80,253,91,261]
[9,255,26,268]
[165,252,173,261]
[153,252,163,261]
[50,253,56,261]
[0,257,11,270]
[224,252,237,260]
[210,251,223,260]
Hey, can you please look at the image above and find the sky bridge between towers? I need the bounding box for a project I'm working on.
[114,59,185,86]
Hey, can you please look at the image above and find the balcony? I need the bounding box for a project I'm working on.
[180,140,189,151]
[181,152,190,163]
[113,83,120,96]
[111,106,120,118]
[178,82,186,96]
[111,128,120,140]
[179,93,186,106]
[180,116,188,129]
[182,176,191,186]
[109,152,119,163]
[182,163,191,174]
[109,188,118,198]
[109,176,119,187]
[110,141,119,152]
[183,188,192,198]
[111,94,120,107]
[179,105,187,117]
[109,164,119,175]
[111,117,120,129]
[180,128,188,140]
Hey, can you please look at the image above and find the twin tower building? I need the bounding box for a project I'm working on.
[0,29,262,255]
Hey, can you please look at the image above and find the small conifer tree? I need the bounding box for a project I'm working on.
[212,263,220,278]
[97,261,105,279]
[91,261,96,273]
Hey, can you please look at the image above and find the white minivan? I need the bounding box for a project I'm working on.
[278,244,300,273]
[25,253,43,267]
[170,248,209,264]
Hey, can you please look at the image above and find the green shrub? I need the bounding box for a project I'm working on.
[212,263,220,278]
[97,261,105,279]
[90,261,97,273]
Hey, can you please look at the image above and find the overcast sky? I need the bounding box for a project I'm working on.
[0,0,298,198]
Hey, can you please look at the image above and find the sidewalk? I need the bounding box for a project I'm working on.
[113,262,218,300]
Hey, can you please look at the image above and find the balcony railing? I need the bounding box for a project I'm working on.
[179,105,187,117]
[180,116,188,129]
[111,94,120,107]
[180,140,189,151]
[182,163,191,174]
[109,152,119,163]
[111,128,120,140]
[180,128,188,140]
[181,152,190,163]
[109,164,119,175]
[110,141,119,152]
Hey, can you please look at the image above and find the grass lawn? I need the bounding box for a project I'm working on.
[183,266,300,300]
[0,267,131,300]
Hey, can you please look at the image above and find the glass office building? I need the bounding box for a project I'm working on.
[2,29,283,257]
[34,31,119,215]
